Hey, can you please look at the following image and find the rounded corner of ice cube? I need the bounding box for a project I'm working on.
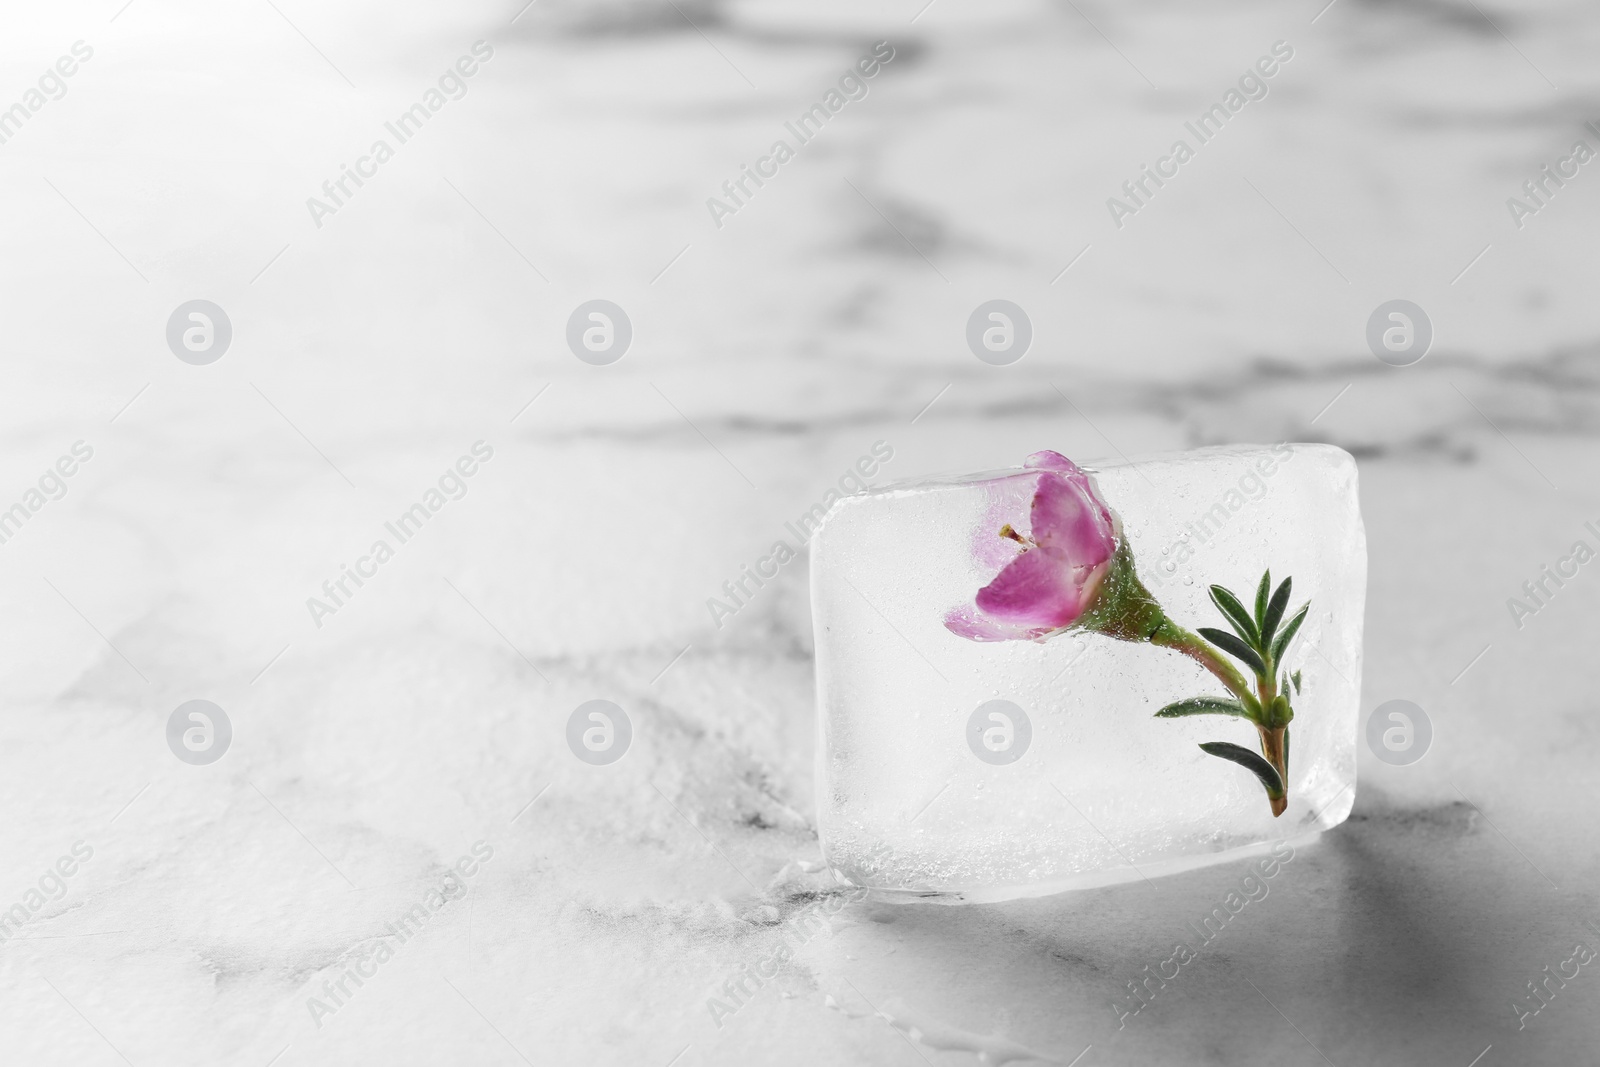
[1286,440,1361,483]
[1318,778,1357,832]
[807,495,856,548]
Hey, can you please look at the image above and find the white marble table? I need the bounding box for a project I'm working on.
[2,0,1598,1064]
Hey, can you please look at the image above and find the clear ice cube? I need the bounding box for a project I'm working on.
[810,443,1364,902]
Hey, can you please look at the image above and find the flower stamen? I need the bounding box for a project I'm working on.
[998,523,1035,547]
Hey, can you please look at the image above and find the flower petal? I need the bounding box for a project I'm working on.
[942,605,1054,642]
[1025,452,1116,539]
[974,545,1090,628]
[1029,471,1117,570]
[1024,450,1081,473]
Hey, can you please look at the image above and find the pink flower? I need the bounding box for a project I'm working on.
[943,451,1119,642]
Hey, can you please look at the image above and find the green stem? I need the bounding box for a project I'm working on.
[1157,621,1289,816]
[1068,544,1291,817]
[1075,545,1258,715]
[1148,619,1255,707]
[1257,724,1288,817]
[1256,654,1278,716]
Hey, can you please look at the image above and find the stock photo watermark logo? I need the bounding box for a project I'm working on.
[1365,300,1431,367]
[1106,41,1294,229]
[966,699,1032,764]
[306,442,495,629]
[1148,442,1294,586]
[1365,699,1431,766]
[1506,126,1598,230]
[1112,841,1295,1029]
[166,700,232,765]
[966,300,1032,365]
[1510,923,1599,1031]
[566,300,632,365]
[166,300,232,365]
[706,440,894,629]
[1505,521,1599,630]
[0,40,93,149]
[305,41,495,229]
[566,700,631,765]
[307,842,495,1028]
[0,441,94,547]
[704,888,869,1029]
[0,841,94,944]
[706,41,896,230]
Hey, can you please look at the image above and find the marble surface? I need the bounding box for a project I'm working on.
[2,0,1599,1064]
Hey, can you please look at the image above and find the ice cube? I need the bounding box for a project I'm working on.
[809,443,1364,902]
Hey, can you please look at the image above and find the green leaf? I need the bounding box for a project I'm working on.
[1198,627,1267,677]
[1199,741,1285,799]
[1254,570,1272,626]
[1156,696,1253,719]
[1260,576,1293,649]
[1268,694,1293,728]
[1208,585,1259,646]
[1270,604,1309,665]
[1290,669,1302,694]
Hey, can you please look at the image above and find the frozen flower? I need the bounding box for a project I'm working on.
[942,451,1119,642]
[942,449,1312,818]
